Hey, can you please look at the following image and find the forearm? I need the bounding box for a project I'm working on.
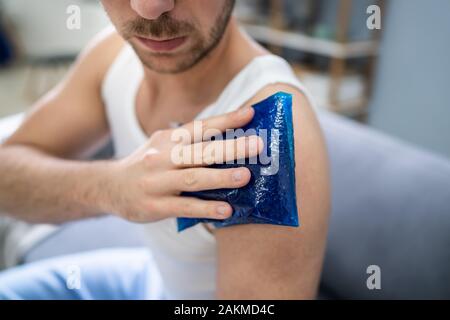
[0,145,114,223]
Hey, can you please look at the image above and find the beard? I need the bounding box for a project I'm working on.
[121,0,235,74]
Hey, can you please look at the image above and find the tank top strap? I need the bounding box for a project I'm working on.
[196,55,314,120]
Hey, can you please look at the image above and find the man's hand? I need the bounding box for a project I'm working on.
[99,107,263,223]
[0,29,261,225]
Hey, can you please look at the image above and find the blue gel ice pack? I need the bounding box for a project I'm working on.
[177,92,299,232]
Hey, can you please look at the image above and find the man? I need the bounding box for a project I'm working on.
[0,0,329,299]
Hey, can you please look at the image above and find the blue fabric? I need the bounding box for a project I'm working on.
[177,92,299,231]
[0,248,163,300]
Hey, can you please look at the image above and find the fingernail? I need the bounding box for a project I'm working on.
[217,206,229,217]
[232,170,243,182]
[239,106,252,115]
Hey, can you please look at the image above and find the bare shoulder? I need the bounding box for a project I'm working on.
[215,83,330,299]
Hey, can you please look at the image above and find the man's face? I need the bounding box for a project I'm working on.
[101,0,235,74]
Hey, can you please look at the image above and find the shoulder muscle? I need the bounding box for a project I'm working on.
[216,83,330,299]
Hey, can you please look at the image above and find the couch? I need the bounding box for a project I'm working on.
[1,111,449,299]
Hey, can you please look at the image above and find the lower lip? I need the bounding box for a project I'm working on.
[136,36,187,52]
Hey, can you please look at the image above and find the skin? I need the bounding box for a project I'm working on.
[0,0,329,299]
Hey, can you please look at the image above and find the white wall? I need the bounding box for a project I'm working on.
[368,0,450,158]
[1,0,110,58]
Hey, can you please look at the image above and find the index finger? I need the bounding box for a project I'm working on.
[178,106,255,144]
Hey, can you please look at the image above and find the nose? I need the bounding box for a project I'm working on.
[130,0,175,20]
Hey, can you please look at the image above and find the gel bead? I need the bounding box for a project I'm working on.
[177,92,299,232]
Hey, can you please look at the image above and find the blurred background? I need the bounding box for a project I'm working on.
[0,0,449,158]
[0,0,450,299]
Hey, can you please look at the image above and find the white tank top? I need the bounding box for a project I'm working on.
[102,44,312,299]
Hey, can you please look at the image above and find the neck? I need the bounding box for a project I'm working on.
[141,18,262,108]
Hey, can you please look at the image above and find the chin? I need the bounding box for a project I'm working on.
[141,58,187,74]
[138,51,201,74]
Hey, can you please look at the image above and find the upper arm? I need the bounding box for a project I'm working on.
[2,28,125,158]
[215,84,330,299]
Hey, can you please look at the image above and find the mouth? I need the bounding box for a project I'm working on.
[135,36,187,53]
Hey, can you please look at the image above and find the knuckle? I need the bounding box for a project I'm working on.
[122,209,140,222]
[201,120,209,134]
[147,132,162,145]
[249,136,263,154]
[245,136,253,154]
[138,199,158,220]
[202,143,216,165]
[181,200,196,216]
[137,177,148,190]
[152,129,172,142]
[182,170,199,189]
[172,127,189,145]
[142,151,159,168]
[151,129,165,138]
[145,199,158,214]
[233,138,241,158]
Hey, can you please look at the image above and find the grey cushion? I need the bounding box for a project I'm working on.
[318,111,450,299]
[2,111,450,299]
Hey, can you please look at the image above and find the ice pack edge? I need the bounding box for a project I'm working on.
[177,91,299,232]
